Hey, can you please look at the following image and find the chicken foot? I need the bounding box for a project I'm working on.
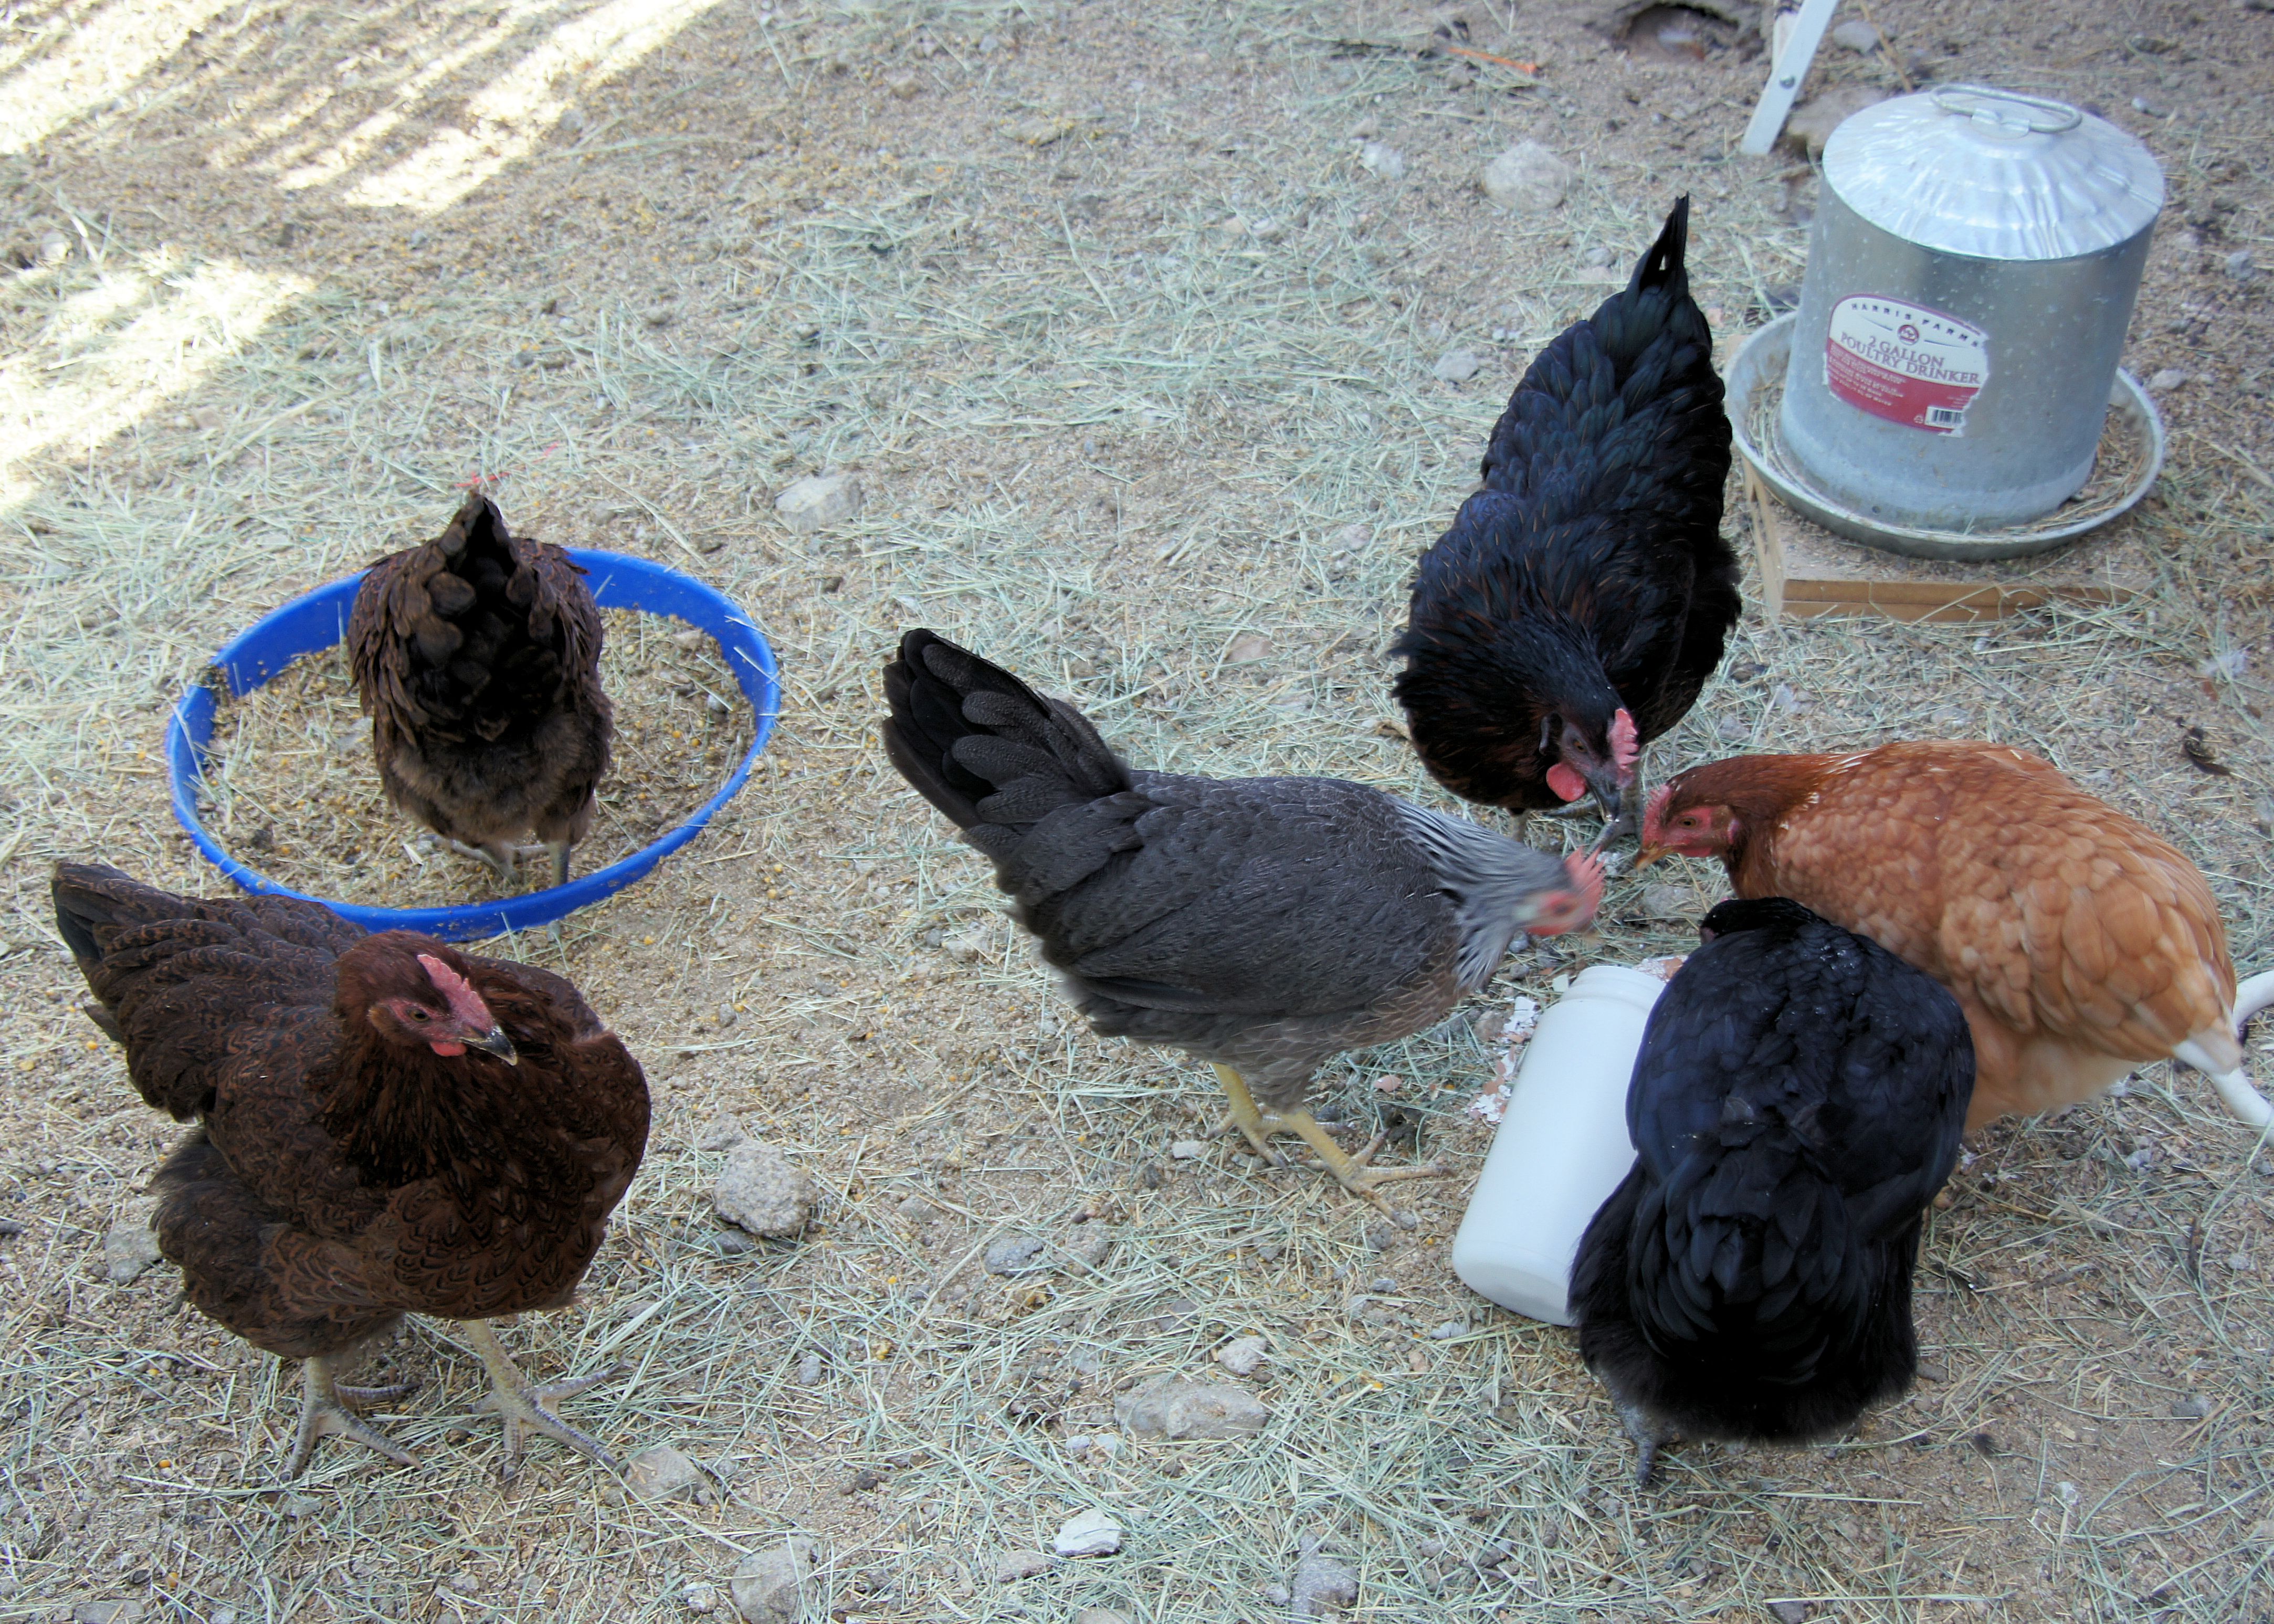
[461,1318,625,1482]
[447,839,517,883]
[286,1356,418,1477]
[445,840,575,888]
[1619,1401,1677,1488]
[1210,1065,1444,1226]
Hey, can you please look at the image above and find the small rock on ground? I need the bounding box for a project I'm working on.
[1768,1602,1810,1624]
[1480,141,1572,212]
[795,1351,824,1386]
[1357,141,1406,180]
[1058,1225,1114,1273]
[940,924,995,962]
[1214,1335,1267,1376]
[1115,1376,1270,1439]
[73,1604,146,1624]
[1639,883,1694,921]
[773,471,863,533]
[1168,1138,1208,1160]
[696,1114,750,1153]
[2148,368,2190,392]
[714,1142,818,1238]
[1073,1610,1131,1624]
[1784,86,1888,158]
[682,1580,721,1614]
[731,1537,817,1623]
[1830,18,1880,51]
[1053,1507,1124,1558]
[626,1444,703,1501]
[1431,348,1483,383]
[984,1233,1047,1274]
[103,1220,163,1284]
[1292,1551,1359,1617]
[993,1548,1054,1582]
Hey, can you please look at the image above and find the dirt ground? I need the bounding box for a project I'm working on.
[2,1,2272,1620]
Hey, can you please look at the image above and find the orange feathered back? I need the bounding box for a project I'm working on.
[1654,742,2238,1126]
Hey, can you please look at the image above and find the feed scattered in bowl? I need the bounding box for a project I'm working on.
[194,608,755,907]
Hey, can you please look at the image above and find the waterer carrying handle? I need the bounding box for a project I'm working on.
[1930,84,2083,135]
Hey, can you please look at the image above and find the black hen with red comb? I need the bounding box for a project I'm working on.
[1393,197,1737,842]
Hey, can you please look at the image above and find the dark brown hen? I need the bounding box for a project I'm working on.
[882,630,1604,1222]
[54,862,649,1479]
[348,490,612,886]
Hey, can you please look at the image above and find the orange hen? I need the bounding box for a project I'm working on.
[1639,742,2268,1130]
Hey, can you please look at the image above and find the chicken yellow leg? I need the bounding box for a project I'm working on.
[1211,1064,1444,1224]
[1212,1063,1288,1166]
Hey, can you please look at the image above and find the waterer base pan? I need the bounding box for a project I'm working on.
[1728,313,2165,563]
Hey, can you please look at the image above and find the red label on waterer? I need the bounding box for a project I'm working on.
[1824,296,1989,435]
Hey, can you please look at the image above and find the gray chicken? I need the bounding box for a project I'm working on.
[348,491,612,887]
[882,630,1603,1217]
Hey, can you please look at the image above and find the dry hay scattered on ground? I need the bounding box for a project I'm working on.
[1,1,2272,1621]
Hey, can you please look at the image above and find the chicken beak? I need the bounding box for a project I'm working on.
[469,1026,519,1064]
[1582,767,1638,853]
[1631,843,1668,872]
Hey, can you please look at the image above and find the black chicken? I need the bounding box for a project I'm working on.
[348,491,612,887]
[882,629,1603,1219]
[1394,196,1737,842]
[55,862,649,1479]
[1571,898,1974,1485]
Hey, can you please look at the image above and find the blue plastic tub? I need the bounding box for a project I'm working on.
[166,549,781,942]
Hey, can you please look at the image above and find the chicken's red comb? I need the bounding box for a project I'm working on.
[1639,783,1673,845]
[417,952,496,1030]
[1609,709,1640,776]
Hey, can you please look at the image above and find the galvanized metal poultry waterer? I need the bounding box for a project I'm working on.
[1777,85,2164,532]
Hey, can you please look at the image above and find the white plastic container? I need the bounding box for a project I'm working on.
[1451,965,1668,1326]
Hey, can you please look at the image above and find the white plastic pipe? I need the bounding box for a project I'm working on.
[1451,965,1668,1326]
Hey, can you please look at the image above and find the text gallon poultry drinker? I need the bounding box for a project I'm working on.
[1778,86,2163,531]
[1451,964,1669,1326]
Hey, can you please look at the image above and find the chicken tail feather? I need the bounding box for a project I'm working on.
[1627,193,1691,299]
[882,629,1133,834]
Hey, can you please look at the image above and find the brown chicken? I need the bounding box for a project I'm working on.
[348,491,612,887]
[54,862,649,1478]
[1638,742,2269,1130]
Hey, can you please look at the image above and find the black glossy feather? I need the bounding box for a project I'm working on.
[1572,898,1974,1453]
[1394,196,1738,810]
